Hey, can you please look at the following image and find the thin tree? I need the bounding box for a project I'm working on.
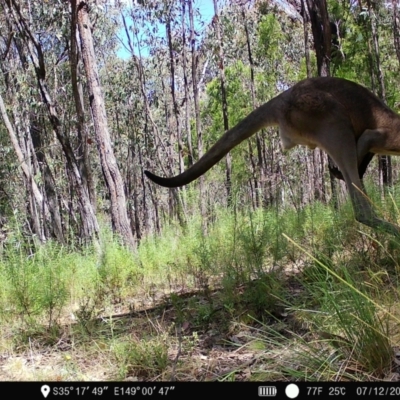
[76,1,134,247]
[0,8,64,242]
[188,0,207,229]
[240,3,263,209]
[181,0,194,167]
[0,93,47,241]
[122,10,165,234]
[366,0,392,186]
[166,5,184,175]
[392,0,400,65]
[5,0,99,240]
[212,0,232,205]
[70,0,96,211]
[306,0,338,206]
[165,4,187,223]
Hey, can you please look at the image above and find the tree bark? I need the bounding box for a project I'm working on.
[392,0,400,65]
[212,0,232,206]
[29,118,65,243]
[6,0,99,241]
[301,0,314,204]
[123,12,165,234]
[0,5,65,242]
[165,12,186,223]
[0,92,46,241]
[241,5,262,209]
[301,0,312,78]
[306,0,337,206]
[189,0,207,230]
[367,0,392,186]
[181,0,194,167]
[306,0,331,77]
[77,1,134,247]
[70,0,96,211]
[166,12,184,175]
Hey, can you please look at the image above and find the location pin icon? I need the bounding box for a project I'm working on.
[41,385,50,398]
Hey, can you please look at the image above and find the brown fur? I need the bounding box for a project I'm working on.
[145,77,400,236]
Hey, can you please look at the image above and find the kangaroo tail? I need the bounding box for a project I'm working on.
[144,99,280,187]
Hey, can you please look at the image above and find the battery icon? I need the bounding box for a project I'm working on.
[258,386,277,397]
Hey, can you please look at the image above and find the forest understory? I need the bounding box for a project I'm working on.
[1,0,400,382]
[2,190,400,381]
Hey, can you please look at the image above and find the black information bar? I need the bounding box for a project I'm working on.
[1,381,400,399]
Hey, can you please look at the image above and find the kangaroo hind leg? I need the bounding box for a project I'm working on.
[319,126,400,237]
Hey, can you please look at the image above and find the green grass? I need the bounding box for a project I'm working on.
[0,183,400,380]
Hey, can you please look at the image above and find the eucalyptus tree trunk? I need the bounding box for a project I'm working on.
[0,3,64,242]
[70,0,96,211]
[188,0,206,230]
[122,12,163,234]
[306,0,337,206]
[367,0,392,186]
[301,0,312,78]
[127,131,141,240]
[29,117,65,243]
[392,0,400,65]
[5,0,99,241]
[166,12,184,175]
[241,5,262,209]
[212,0,232,206]
[163,13,186,224]
[300,0,314,204]
[77,1,134,248]
[181,0,194,167]
[0,33,64,242]
[306,0,331,77]
[0,93,46,241]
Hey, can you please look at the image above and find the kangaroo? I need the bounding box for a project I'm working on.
[145,77,400,237]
